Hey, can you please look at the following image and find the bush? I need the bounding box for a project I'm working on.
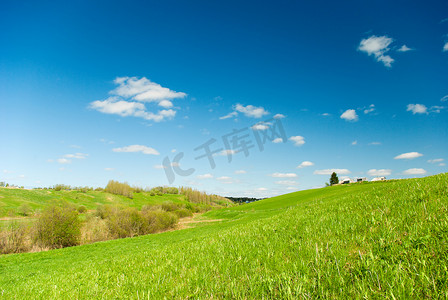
[161,201,180,212]
[34,203,81,249]
[81,215,109,244]
[77,205,87,214]
[173,208,193,218]
[105,180,133,198]
[18,203,32,216]
[0,222,30,254]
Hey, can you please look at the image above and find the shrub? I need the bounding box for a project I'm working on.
[81,215,109,244]
[0,222,30,254]
[161,201,180,212]
[173,208,193,218]
[106,207,145,238]
[105,180,133,198]
[34,203,81,249]
[18,203,32,216]
[77,205,87,214]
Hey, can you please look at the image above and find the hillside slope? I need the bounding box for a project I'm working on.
[1,174,447,298]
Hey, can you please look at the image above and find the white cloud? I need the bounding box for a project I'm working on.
[257,187,268,191]
[113,76,186,102]
[430,106,445,113]
[57,158,71,164]
[321,113,331,117]
[367,169,392,176]
[340,109,359,122]
[351,140,358,146]
[89,76,185,122]
[440,163,446,166]
[272,138,283,143]
[407,104,428,114]
[444,42,448,52]
[234,170,247,174]
[90,97,146,116]
[197,173,213,179]
[113,145,159,155]
[397,45,413,52]
[428,158,444,164]
[158,100,173,108]
[275,180,298,185]
[64,153,88,159]
[358,35,395,67]
[313,169,351,175]
[216,176,235,184]
[286,187,298,190]
[364,104,375,114]
[297,161,314,168]
[441,95,448,102]
[234,104,269,118]
[289,136,305,146]
[394,152,423,160]
[273,114,285,119]
[104,168,114,171]
[215,149,237,156]
[219,111,238,120]
[251,122,270,131]
[403,168,427,175]
[270,172,298,178]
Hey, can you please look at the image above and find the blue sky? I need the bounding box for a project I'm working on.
[1,0,447,197]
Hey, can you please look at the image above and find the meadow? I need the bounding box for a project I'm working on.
[0,173,447,298]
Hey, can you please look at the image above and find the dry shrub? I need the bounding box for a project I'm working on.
[81,215,110,244]
[173,208,193,218]
[0,222,31,254]
[105,180,133,198]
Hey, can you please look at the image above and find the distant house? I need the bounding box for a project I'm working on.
[356,177,367,183]
[371,177,386,182]
[340,178,352,184]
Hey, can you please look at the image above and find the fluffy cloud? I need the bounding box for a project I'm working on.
[407,104,428,114]
[273,114,285,119]
[394,152,423,160]
[358,35,395,67]
[430,106,445,113]
[289,136,305,146]
[89,76,185,122]
[251,122,270,131]
[367,169,392,176]
[313,169,351,175]
[197,173,213,179]
[340,109,359,122]
[234,104,269,118]
[272,138,283,143]
[397,45,413,52]
[112,145,159,155]
[270,172,298,178]
[297,161,314,168]
[444,42,448,52]
[403,168,427,175]
[215,149,237,156]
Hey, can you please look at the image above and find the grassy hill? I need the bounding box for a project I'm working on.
[0,173,447,298]
[0,188,223,218]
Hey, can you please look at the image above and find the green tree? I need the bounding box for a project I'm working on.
[330,172,339,185]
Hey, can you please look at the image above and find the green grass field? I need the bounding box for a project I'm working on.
[0,188,197,218]
[1,173,447,298]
